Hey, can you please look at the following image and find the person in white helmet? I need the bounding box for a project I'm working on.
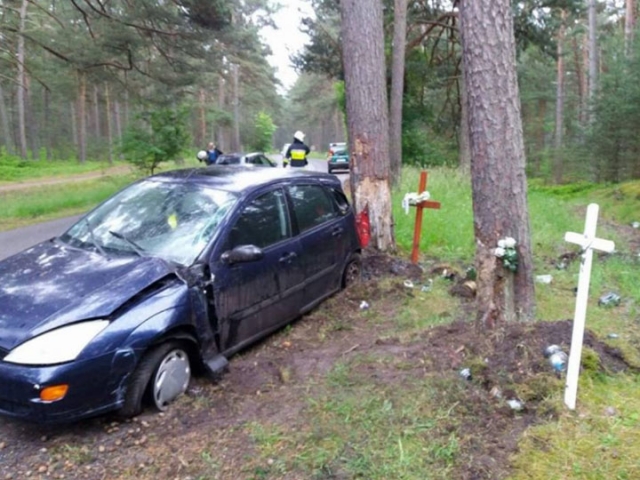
[284,131,310,168]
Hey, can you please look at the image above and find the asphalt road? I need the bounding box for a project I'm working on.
[0,157,349,262]
[0,215,81,261]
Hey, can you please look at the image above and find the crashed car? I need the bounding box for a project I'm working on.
[0,167,361,423]
[214,152,277,167]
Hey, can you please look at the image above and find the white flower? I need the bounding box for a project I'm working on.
[504,237,516,248]
[497,239,506,249]
[494,247,506,258]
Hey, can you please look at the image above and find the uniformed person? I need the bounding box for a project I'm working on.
[284,131,310,168]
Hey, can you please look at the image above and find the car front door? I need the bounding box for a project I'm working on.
[211,187,304,353]
[287,183,350,310]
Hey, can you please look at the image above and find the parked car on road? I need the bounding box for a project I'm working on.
[0,167,361,423]
[327,143,350,173]
[214,152,276,167]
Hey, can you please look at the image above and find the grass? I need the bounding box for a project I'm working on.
[0,157,128,183]
[244,365,462,479]
[235,167,640,479]
[3,163,640,478]
[510,374,640,479]
[0,175,137,231]
[0,157,199,231]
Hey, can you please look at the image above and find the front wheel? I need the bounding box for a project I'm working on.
[120,342,191,418]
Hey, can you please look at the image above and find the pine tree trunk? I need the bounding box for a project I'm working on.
[534,98,547,175]
[625,0,635,56]
[572,34,587,128]
[43,87,52,160]
[341,0,395,252]
[460,0,535,327]
[105,83,113,165]
[123,84,130,132]
[0,85,14,154]
[389,0,407,186]
[199,88,207,147]
[333,107,344,141]
[218,75,226,150]
[70,101,78,147]
[25,76,40,158]
[114,99,122,141]
[588,0,598,120]
[77,71,87,163]
[232,65,241,151]
[553,10,566,184]
[458,63,471,172]
[16,0,28,159]
[93,84,101,142]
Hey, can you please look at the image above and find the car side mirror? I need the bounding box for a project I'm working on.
[338,204,350,216]
[221,245,264,265]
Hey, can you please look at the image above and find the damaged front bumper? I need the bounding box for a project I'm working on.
[0,349,137,423]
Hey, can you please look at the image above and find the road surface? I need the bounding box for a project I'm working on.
[0,157,349,261]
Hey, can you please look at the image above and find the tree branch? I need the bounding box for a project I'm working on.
[26,0,66,29]
[69,0,96,39]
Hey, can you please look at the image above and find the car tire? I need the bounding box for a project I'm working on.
[342,253,362,288]
[327,166,333,174]
[119,342,191,418]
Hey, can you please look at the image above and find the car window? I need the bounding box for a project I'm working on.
[288,185,338,232]
[62,180,238,265]
[228,189,291,249]
[256,155,274,166]
[331,188,350,216]
[216,154,240,165]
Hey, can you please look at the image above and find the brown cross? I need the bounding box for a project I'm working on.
[411,171,441,264]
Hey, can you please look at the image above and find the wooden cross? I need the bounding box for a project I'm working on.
[411,171,441,264]
[563,203,615,410]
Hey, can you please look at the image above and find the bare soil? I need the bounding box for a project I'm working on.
[0,253,635,480]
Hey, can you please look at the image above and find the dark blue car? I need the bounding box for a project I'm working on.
[0,167,361,423]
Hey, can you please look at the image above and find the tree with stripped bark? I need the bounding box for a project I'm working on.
[459,0,535,327]
[340,0,395,252]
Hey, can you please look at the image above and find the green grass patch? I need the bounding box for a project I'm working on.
[0,157,128,183]
[510,374,640,480]
[392,167,475,263]
[244,361,462,480]
[0,175,137,231]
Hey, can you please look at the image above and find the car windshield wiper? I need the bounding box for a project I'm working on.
[108,230,147,258]
[84,218,109,258]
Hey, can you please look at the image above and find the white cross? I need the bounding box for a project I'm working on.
[563,203,615,410]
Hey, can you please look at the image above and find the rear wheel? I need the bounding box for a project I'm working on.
[120,341,191,418]
[327,165,333,173]
[342,253,362,288]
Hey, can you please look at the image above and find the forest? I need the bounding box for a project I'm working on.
[0,0,638,184]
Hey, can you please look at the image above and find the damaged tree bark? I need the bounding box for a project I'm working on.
[459,0,535,327]
[341,0,395,252]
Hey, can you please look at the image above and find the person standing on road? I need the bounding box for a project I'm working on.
[284,131,310,168]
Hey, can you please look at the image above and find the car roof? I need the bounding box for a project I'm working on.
[149,166,342,194]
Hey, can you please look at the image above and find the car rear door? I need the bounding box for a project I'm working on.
[287,182,351,310]
[211,187,304,353]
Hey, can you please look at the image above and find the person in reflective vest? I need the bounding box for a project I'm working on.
[284,131,310,167]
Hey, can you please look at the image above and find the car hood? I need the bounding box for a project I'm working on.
[0,240,176,351]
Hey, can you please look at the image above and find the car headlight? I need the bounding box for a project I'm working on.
[4,320,110,366]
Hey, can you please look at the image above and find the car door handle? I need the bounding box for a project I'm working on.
[331,227,344,237]
[279,252,297,263]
